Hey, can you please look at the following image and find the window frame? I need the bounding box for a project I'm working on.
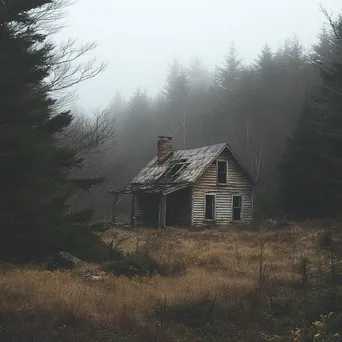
[216,160,228,185]
[231,195,243,222]
[204,193,216,221]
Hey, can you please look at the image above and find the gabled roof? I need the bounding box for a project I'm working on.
[130,143,255,193]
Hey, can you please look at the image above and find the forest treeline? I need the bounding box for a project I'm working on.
[89,19,340,219]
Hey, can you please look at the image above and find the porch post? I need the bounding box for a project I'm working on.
[131,194,135,226]
[111,192,118,224]
[158,195,167,228]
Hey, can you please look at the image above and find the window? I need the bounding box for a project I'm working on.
[232,196,242,221]
[217,161,228,184]
[205,194,215,220]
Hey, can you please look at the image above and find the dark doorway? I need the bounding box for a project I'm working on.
[232,196,242,221]
[135,193,159,226]
[165,187,191,226]
[205,194,215,220]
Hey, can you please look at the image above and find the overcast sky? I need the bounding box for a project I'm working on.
[59,0,342,110]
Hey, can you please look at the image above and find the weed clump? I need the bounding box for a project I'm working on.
[104,252,167,277]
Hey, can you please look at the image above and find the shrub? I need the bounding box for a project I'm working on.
[103,250,187,278]
[167,260,187,277]
[104,252,167,277]
[46,252,83,271]
[293,312,342,342]
[61,223,109,263]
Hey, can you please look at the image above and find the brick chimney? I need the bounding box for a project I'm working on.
[157,136,173,163]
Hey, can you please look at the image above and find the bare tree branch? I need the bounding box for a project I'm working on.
[61,108,117,155]
[16,1,108,98]
[45,39,107,93]
[108,230,135,254]
[320,6,342,41]
[30,0,71,34]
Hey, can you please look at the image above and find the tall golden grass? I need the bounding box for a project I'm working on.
[0,222,326,341]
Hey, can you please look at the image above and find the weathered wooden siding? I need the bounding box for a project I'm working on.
[132,194,144,225]
[220,150,251,186]
[192,150,253,226]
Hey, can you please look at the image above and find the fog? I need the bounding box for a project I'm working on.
[61,0,341,109]
[3,0,342,334]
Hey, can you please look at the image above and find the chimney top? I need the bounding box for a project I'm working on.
[158,136,172,141]
[157,136,173,163]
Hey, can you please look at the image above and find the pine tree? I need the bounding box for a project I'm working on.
[125,89,154,167]
[256,45,273,70]
[111,91,126,117]
[255,45,279,84]
[278,16,342,218]
[0,0,105,261]
[278,103,326,216]
[163,60,191,148]
[211,44,247,147]
[281,35,305,73]
[311,26,335,68]
[214,43,243,100]
[128,88,150,117]
[187,58,210,90]
[163,60,191,103]
[186,58,213,146]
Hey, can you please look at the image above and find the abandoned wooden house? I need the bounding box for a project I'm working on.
[111,136,255,228]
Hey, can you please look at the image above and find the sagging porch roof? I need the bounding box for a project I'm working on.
[111,183,192,196]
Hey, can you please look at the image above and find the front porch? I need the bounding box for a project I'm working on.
[110,184,192,228]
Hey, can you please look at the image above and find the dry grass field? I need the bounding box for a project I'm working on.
[0,221,341,341]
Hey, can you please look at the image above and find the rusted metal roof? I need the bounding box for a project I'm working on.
[130,143,254,192]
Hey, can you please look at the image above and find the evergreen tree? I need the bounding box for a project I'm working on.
[278,103,325,216]
[255,45,279,84]
[214,43,243,100]
[163,60,191,148]
[186,58,213,146]
[111,91,126,118]
[278,17,342,218]
[163,60,191,103]
[187,58,211,90]
[0,0,105,261]
[212,44,248,148]
[281,35,305,73]
[128,88,150,117]
[255,45,273,70]
[120,89,155,175]
[311,26,335,68]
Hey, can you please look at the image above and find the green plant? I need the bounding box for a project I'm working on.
[293,312,342,341]
[312,312,341,341]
